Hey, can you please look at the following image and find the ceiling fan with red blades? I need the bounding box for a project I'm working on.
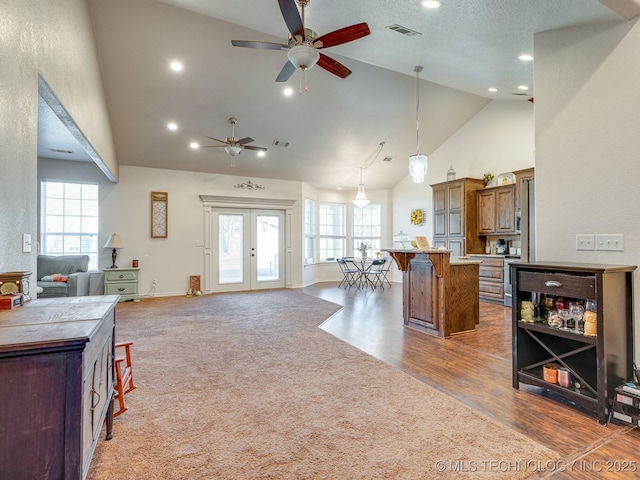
[199,117,267,157]
[231,0,370,82]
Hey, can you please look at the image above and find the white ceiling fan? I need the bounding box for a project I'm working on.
[199,117,268,157]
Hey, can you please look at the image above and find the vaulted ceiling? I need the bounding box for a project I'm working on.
[39,0,631,190]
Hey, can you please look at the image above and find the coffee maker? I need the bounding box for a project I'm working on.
[496,238,509,254]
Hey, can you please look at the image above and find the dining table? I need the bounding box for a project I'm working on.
[343,257,375,289]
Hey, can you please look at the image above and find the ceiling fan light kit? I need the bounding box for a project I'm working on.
[287,45,320,71]
[224,145,242,157]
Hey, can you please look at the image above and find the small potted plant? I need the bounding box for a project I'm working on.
[358,242,371,259]
[483,172,494,186]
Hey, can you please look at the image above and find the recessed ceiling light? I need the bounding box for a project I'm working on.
[488,87,497,92]
[283,87,294,96]
[517,85,529,90]
[518,54,534,61]
[422,0,441,8]
[167,122,178,131]
[257,151,266,157]
[170,60,183,72]
[189,142,199,149]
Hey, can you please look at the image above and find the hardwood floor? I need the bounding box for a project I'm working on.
[303,281,640,479]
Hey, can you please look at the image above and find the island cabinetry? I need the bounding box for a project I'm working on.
[431,178,485,256]
[0,296,119,478]
[512,262,635,425]
[477,184,516,235]
[470,255,505,304]
[385,249,480,338]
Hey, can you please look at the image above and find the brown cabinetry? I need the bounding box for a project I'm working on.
[431,178,485,255]
[470,255,504,303]
[477,184,516,235]
[0,296,118,478]
[512,262,635,425]
[513,167,534,212]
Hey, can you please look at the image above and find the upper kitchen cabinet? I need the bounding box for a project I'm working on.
[477,184,516,235]
[431,178,485,256]
[513,167,535,212]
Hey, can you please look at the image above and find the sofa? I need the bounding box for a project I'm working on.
[37,255,91,298]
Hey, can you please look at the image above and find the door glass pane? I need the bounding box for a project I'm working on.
[256,214,279,282]
[219,214,243,284]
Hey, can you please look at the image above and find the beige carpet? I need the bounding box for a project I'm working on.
[87,289,557,479]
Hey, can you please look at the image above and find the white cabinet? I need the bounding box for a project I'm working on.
[103,268,140,302]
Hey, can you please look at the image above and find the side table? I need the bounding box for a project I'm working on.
[103,268,140,302]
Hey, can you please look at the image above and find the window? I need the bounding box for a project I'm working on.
[319,203,345,260]
[40,181,99,269]
[304,198,316,264]
[353,203,381,256]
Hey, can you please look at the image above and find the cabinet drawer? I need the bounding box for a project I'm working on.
[479,281,504,296]
[105,283,138,295]
[479,267,503,281]
[104,270,138,282]
[470,255,504,267]
[517,271,596,298]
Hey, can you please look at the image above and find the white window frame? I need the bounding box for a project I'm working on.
[352,203,382,257]
[319,202,346,261]
[304,197,317,265]
[40,181,99,270]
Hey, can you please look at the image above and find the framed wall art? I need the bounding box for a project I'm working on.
[151,191,168,238]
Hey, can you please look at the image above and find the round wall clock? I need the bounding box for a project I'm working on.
[411,209,425,226]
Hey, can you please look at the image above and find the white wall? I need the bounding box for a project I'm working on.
[392,100,535,265]
[535,19,640,359]
[0,0,116,275]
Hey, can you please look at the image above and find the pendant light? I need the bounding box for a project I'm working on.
[352,166,370,209]
[409,66,428,183]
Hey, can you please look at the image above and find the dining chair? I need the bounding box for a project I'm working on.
[336,258,360,288]
[380,256,393,287]
[363,259,387,290]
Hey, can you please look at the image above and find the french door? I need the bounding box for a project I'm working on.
[208,208,285,292]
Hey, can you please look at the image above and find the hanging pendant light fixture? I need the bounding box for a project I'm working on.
[352,165,370,209]
[409,66,428,183]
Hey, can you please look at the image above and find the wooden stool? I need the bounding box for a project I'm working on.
[113,341,136,417]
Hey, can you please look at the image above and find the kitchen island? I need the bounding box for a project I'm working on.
[384,249,480,338]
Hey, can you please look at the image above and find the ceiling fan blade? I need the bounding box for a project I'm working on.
[315,23,370,49]
[231,40,289,51]
[276,61,297,82]
[237,137,254,145]
[278,0,304,37]
[206,136,227,144]
[243,145,268,152]
[199,145,226,148]
[317,53,352,79]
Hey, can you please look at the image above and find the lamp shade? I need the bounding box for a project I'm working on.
[409,154,428,184]
[103,233,124,250]
[287,45,320,71]
[224,145,242,157]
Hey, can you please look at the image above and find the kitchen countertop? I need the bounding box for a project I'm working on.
[468,253,521,259]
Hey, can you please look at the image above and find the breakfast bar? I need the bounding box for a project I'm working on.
[384,249,481,338]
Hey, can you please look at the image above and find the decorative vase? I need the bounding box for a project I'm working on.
[361,251,368,259]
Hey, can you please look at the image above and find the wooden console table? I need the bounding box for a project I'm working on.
[0,295,119,478]
[384,249,480,338]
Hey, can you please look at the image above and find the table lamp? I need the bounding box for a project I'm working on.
[104,233,124,268]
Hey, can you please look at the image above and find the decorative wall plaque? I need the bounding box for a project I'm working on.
[151,191,168,238]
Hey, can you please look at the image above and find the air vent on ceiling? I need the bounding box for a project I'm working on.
[383,156,394,162]
[48,148,74,154]
[511,93,528,96]
[273,140,290,147]
[385,24,421,37]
